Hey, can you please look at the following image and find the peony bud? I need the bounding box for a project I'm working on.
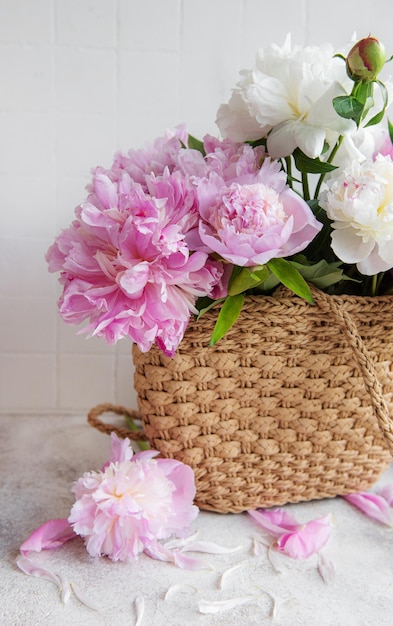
[346,36,386,82]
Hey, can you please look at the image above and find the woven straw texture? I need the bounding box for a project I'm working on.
[126,288,393,513]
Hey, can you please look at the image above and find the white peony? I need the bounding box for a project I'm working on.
[216,35,355,159]
[319,154,393,274]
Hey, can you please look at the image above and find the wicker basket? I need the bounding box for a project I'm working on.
[89,287,393,514]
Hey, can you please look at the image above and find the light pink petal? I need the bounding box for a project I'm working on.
[107,432,134,465]
[19,518,76,555]
[180,540,242,555]
[132,449,160,462]
[248,508,299,536]
[317,552,336,584]
[277,516,331,559]
[219,561,248,589]
[164,583,199,600]
[198,596,257,614]
[70,582,100,611]
[16,554,61,588]
[134,596,145,626]
[144,542,175,564]
[145,542,212,570]
[173,549,214,570]
[377,484,393,506]
[344,492,393,526]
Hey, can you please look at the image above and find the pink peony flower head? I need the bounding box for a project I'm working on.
[68,433,199,562]
[194,158,322,266]
[46,162,226,356]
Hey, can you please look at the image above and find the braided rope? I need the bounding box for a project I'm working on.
[87,403,147,441]
[311,287,393,452]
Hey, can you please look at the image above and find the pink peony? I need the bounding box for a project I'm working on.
[193,157,322,266]
[68,434,199,562]
[95,124,189,192]
[46,167,226,356]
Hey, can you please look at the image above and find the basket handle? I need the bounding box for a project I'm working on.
[312,287,393,453]
[87,403,148,441]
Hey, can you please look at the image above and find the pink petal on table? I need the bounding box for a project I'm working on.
[198,596,257,614]
[276,515,331,559]
[377,484,393,506]
[179,540,242,554]
[145,542,213,570]
[19,518,76,555]
[317,552,336,584]
[173,549,214,571]
[248,508,299,536]
[70,582,101,611]
[344,492,393,526]
[134,596,145,626]
[16,554,61,588]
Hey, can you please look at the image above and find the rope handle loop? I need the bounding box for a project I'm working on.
[309,286,393,453]
[87,402,148,441]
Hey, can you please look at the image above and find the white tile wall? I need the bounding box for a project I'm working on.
[1,0,392,414]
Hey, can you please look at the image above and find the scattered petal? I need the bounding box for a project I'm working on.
[252,536,272,556]
[270,594,278,620]
[59,574,71,604]
[249,509,331,559]
[173,549,215,571]
[344,492,393,526]
[134,596,145,626]
[248,509,299,537]
[267,545,285,573]
[19,518,76,555]
[317,552,336,584]
[145,542,213,570]
[70,582,101,611]
[164,531,199,549]
[181,540,242,555]
[164,584,199,601]
[218,561,249,589]
[276,516,331,559]
[16,555,61,589]
[377,484,393,506]
[198,596,257,614]
[144,542,175,564]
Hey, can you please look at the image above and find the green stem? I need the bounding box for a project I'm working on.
[314,135,344,199]
[302,171,310,201]
[285,156,293,189]
[371,274,378,296]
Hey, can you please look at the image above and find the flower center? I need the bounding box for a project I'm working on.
[216,183,286,234]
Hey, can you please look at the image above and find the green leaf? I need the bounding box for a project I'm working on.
[209,294,245,346]
[293,149,338,174]
[196,297,224,319]
[290,258,349,289]
[365,80,389,127]
[353,81,373,106]
[301,200,338,262]
[187,134,206,155]
[228,265,269,296]
[332,95,364,125]
[267,258,314,304]
[388,119,393,145]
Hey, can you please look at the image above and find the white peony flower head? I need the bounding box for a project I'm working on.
[217,34,356,160]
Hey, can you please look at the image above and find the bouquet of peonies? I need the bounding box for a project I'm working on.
[46,35,393,358]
